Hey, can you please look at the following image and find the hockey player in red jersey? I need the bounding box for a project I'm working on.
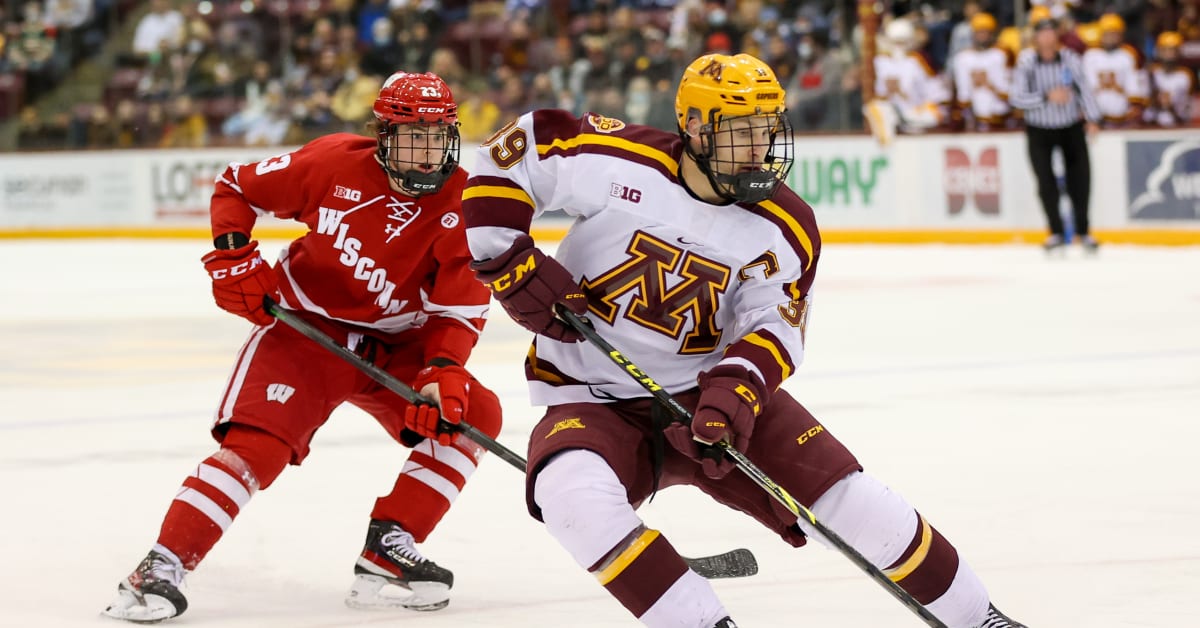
[103,72,502,623]
[462,53,1028,628]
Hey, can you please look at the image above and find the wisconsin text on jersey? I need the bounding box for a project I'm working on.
[313,195,431,314]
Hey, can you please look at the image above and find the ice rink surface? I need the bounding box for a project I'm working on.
[3,239,1198,627]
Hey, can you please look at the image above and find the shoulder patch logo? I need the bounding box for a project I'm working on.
[333,185,362,201]
[546,417,586,438]
[440,212,459,228]
[610,183,642,203]
[586,114,626,134]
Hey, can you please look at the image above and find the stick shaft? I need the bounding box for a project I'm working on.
[558,310,948,628]
[267,300,527,472]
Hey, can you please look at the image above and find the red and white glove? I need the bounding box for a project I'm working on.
[403,364,473,446]
[665,365,766,479]
[471,235,588,342]
[201,240,279,326]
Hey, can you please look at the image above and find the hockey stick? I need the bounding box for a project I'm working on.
[559,309,949,628]
[265,300,758,579]
[265,298,527,471]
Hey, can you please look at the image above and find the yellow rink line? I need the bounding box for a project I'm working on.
[1,226,1199,246]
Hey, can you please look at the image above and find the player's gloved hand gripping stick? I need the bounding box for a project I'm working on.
[264,297,525,469]
[264,297,758,580]
[558,308,950,628]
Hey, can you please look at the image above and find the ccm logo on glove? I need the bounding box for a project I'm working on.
[201,240,280,326]
[208,256,265,280]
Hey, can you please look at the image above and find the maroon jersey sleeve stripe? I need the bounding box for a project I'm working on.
[724,328,794,392]
[742,188,821,275]
[463,175,536,233]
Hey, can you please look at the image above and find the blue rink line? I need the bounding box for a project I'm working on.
[4,348,1197,433]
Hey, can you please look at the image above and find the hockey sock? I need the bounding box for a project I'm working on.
[155,425,290,570]
[798,471,989,627]
[370,437,480,542]
[535,449,728,628]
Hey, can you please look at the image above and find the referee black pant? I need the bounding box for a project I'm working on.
[1025,122,1091,237]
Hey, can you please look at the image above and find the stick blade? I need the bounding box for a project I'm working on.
[684,548,759,579]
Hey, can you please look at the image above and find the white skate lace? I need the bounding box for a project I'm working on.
[977,611,1013,628]
[380,529,426,563]
[141,552,185,587]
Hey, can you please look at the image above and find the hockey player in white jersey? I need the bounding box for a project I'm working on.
[461,52,1027,628]
[865,18,951,144]
[1081,13,1148,127]
[953,12,1015,131]
[1144,31,1195,127]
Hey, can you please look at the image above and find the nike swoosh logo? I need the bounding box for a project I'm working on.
[676,236,699,246]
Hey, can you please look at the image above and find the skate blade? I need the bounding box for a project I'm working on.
[345,575,450,612]
[102,589,180,624]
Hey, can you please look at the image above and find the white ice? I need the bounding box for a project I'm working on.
[2,240,1198,627]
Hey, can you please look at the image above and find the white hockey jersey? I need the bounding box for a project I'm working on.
[953,46,1013,122]
[874,52,950,113]
[462,110,819,407]
[1144,62,1195,126]
[1081,44,1147,121]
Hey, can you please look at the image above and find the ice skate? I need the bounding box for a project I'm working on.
[714,617,739,628]
[102,549,188,624]
[345,519,453,611]
[976,603,1028,627]
[1079,234,1100,254]
[1042,234,1065,254]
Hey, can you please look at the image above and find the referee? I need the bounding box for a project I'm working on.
[1011,14,1101,251]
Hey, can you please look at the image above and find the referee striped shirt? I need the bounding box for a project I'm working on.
[1011,47,1101,128]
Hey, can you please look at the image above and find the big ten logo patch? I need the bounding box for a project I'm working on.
[610,182,642,203]
[944,147,1000,215]
[333,185,361,201]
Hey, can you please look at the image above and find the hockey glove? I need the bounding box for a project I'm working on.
[201,240,279,326]
[665,365,767,479]
[471,234,588,342]
[403,363,472,446]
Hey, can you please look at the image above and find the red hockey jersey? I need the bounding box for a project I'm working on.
[210,133,488,366]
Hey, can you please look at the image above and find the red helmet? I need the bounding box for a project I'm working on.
[373,71,458,125]
[373,72,460,196]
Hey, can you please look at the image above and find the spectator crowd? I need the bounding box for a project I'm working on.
[2,0,1198,152]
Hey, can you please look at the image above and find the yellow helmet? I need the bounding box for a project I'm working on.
[674,53,793,204]
[971,12,997,32]
[1027,5,1046,26]
[675,53,786,133]
[1157,31,1183,50]
[1098,13,1125,33]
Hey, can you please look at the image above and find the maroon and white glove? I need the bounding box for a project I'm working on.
[403,364,472,446]
[471,234,588,342]
[665,365,767,479]
[201,240,279,326]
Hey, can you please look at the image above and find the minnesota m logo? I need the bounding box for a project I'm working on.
[266,383,296,404]
[582,231,729,353]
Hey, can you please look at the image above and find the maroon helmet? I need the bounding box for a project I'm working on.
[373,72,460,195]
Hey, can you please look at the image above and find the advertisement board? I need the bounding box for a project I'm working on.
[1,133,1198,243]
[1126,140,1200,221]
[785,137,898,225]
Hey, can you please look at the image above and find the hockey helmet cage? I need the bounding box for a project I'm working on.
[675,53,793,204]
[373,71,461,196]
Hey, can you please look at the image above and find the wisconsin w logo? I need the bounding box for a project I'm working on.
[266,383,296,404]
[582,231,730,353]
